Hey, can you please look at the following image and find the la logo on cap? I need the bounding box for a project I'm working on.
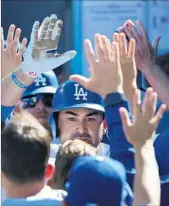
[74,84,87,100]
[34,75,47,87]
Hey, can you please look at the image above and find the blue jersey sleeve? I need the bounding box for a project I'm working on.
[154,129,169,206]
[154,129,169,182]
[104,93,135,189]
[1,105,15,121]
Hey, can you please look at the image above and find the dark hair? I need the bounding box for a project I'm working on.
[1,120,6,131]
[1,112,51,184]
[53,64,68,85]
[53,112,60,137]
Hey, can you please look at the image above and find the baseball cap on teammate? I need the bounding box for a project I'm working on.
[49,80,105,139]
[65,155,133,206]
[22,71,58,98]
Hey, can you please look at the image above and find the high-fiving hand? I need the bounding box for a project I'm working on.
[22,14,76,78]
[1,25,27,81]
[113,32,137,101]
[70,34,123,99]
[120,20,160,72]
[31,14,62,57]
[119,87,166,147]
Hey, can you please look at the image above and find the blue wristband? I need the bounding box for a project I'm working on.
[11,72,28,89]
[104,92,126,107]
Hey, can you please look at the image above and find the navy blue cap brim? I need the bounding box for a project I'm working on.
[23,86,57,97]
[52,103,105,113]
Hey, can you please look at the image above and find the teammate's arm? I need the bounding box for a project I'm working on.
[120,88,166,206]
[112,32,137,112]
[121,20,169,109]
[142,64,169,109]
[1,24,33,118]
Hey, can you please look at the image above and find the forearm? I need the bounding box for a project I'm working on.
[125,85,137,114]
[104,93,135,189]
[1,69,34,106]
[133,141,160,206]
[104,93,134,159]
[143,64,169,109]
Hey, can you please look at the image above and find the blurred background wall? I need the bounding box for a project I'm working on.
[2,0,169,79]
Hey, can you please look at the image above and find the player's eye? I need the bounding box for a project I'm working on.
[87,117,96,122]
[68,117,76,121]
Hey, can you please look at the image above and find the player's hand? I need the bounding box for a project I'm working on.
[22,14,76,78]
[120,20,160,73]
[31,14,62,57]
[1,25,27,81]
[70,34,123,99]
[113,32,137,100]
[119,87,166,147]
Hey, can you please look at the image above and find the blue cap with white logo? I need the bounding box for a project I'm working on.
[22,71,58,98]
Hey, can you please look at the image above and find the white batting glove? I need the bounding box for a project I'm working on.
[21,14,76,78]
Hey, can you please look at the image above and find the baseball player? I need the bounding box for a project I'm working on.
[49,80,128,154]
[48,34,135,190]
[18,71,58,133]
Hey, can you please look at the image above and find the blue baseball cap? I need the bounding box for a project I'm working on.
[22,71,58,98]
[51,80,105,113]
[65,156,133,206]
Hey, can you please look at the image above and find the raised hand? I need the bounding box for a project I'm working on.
[31,14,62,57]
[70,34,123,98]
[1,25,27,81]
[22,14,76,78]
[113,32,137,101]
[119,87,166,147]
[120,20,160,72]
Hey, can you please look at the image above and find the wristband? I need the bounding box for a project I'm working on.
[104,92,126,107]
[11,72,28,89]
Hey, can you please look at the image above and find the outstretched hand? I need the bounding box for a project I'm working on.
[113,32,137,101]
[119,87,166,147]
[70,34,123,99]
[1,25,27,81]
[120,20,160,72]
[22,14,76,78]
